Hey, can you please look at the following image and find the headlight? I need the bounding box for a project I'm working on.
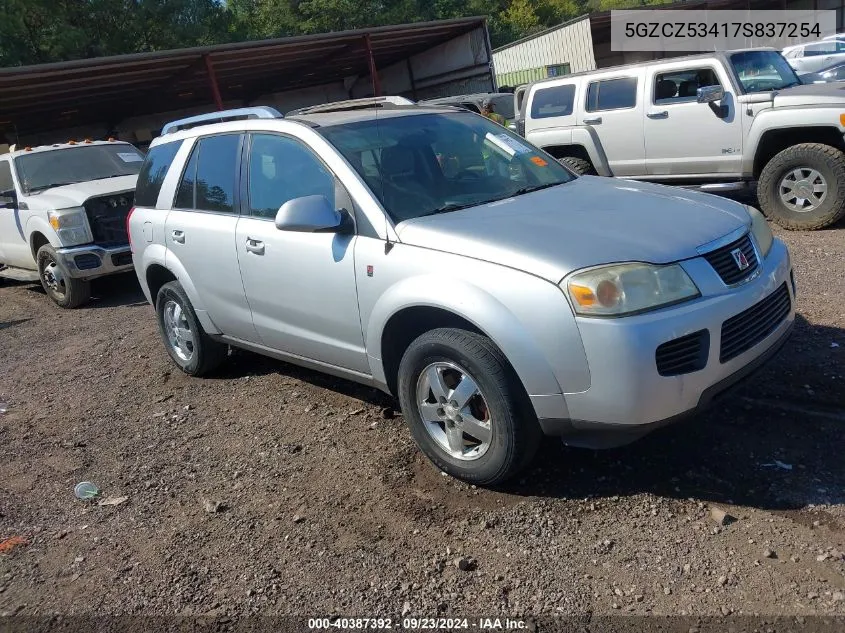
[48,208,92,246]
[746,205,773,258]
[564,262,700,317]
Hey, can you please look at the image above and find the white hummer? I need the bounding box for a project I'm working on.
[0,140,144,307]
[521,48,845,230]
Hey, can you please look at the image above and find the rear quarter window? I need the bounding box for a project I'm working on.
[135,140,183,208]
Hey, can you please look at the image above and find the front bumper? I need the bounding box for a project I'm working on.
[55,244,133,279]
[538,237,795,447]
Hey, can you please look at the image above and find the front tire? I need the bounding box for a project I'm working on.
[36,244,91,308]
[155,280,227,376]
[757,143,845,230]
[397,328,541,486]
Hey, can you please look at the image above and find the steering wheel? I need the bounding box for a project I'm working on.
[455,169,483,180]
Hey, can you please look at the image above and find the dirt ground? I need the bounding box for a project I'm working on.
[1,223,844,626]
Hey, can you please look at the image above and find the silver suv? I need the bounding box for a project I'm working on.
[128,103,796,485]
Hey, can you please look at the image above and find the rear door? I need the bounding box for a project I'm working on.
[164,133,257,341]
[577,71,646,176]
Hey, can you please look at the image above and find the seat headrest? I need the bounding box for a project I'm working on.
[656,79,677,100]
[678,81,698,98]
[381,145,416,177]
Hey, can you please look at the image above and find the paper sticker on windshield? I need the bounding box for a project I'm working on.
[495,134,533,155]
[117,152,143,163]
[531,156,549,167]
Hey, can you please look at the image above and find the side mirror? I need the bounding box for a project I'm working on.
[697,85,725,104]
[275,195,344,233]
[0,188,17,209]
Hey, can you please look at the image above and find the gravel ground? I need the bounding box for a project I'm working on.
[0,223,843,624]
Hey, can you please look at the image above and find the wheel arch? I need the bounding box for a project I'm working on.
[367,277,569,403]
[751,125,845,178]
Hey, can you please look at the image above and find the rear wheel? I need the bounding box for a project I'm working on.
[155,280,228,376]
[36,244,90,308]
[558,156,596,175]
[397,328,541,486]
[757,143,845,230]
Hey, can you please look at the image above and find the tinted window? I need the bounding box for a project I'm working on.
[586,77,638,112]
[531,84,576,119]
[247,134,334,219]
[654,68,721,103]
[174,145,198,209]
[193,134,240,213]
[135,140,182,207]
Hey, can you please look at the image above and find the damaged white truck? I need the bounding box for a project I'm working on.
[0,140,143,307]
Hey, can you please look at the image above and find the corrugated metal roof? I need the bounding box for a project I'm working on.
[0,17,486,137]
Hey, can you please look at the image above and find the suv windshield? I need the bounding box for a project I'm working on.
[14,144,144,193]
[319,112,575,223]
[730,50,801,93]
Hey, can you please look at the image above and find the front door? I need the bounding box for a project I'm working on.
[235,132,368,373]
[643,63,744,177]
[0,160,30,267]
[577,72,646,176]
[164,132,257,341]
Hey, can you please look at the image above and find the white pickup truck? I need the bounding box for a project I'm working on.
[0,140,144,307]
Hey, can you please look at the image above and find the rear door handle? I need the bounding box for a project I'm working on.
[583,116,602,125]
[245,238,265,255]
[171,230,185,244]
[647,110,669,119]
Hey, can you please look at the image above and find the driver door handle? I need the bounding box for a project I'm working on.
[171,230,185,244]
[647,110,669,119]
[245,238,265,255]
[583,116,602,125]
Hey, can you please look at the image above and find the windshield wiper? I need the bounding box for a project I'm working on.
[421,201,481,217]
[27,181,78,192]
[510,182,562,196]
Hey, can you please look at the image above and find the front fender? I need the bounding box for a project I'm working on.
[743,107,845,174]
[25,216,62,252]
[365,271,591,399]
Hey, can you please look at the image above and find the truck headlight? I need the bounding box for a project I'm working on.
[564,262,700,317]
[746,205,773,258]
[48,208,92,246]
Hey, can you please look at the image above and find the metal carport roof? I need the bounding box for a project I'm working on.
[0,17,487,138]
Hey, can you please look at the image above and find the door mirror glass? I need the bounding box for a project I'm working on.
[697,85,725,104]
[275,195,342,232]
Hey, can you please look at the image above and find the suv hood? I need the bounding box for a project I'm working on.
[395,176,750,283]
[772,82,845,107]
[22,175,137,209]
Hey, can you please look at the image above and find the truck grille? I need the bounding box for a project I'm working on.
[84,193,134,246]
[720,283,791,363]
[655,330,709,377]
[702,233,758,286]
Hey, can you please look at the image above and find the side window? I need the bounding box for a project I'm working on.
[247,134,334,219]
[530,84,576,119]
[586,77,638,112]
[135,140,182,208]
[174,145,198,209]
[194,134,240,213]
[0,161,14,194]
[654,68,721,104]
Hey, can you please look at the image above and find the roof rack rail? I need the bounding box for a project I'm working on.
[286,96,415,116]
[161,106,282,135]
